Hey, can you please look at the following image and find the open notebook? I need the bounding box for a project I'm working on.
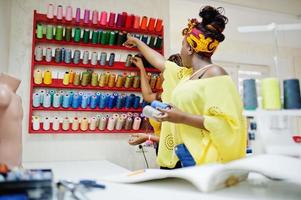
[103,154,301,192]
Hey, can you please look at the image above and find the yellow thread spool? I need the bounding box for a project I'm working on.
[108,73,116,87]
[43,70,52,85]
[34,69,43,84]
[262,78,281,110]
[81,72,89,86]
[116,75,124,87]
[133,75,140,88]
[124,75,133,88]
[104,72,110,86]
[69,70,75,83]
[91,72,99,87]
[73,72,80,85]
[80,117,89,131]
[99,73,106,87]
[63,71,70,85]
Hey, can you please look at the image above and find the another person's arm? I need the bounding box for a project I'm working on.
[128,133,160,145]
[123,34,166,72]
[132,56,157,102]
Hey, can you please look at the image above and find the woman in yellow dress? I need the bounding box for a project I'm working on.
[124,6,246,169]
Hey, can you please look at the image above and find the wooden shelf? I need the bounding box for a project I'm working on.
[34,58,161,73]
[35,12,163,36]
[32,106,142,113]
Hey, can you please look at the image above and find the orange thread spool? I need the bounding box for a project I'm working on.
[155,75,163,90]
[116,74,124,87]
[148,18,156,31]
[140,16,148,30]
[108,73,116,87]
[155,18,163,32]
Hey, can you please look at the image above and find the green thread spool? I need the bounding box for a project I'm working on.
[100,31,109,45]
[148,36,156,48]
[46,24,54,40]
[74,27,81,42]
[81,72,89,86]
[116,31,124,46]
[91,30,99,44]
[91,72,99,86]
[36,23,43,39]
[83,29,90,43]
[155,36,163,48]
[109,31,116,45]
[73,73,80,86]
[49,90,55,103]
[55,25,63,41]
[98,30,103,44]
[65,27,72,42]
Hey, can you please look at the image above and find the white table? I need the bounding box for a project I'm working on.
[23,160,301,200]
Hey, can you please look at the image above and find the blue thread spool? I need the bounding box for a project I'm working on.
[81,95,89,108]
[43,93,51,108]
[141,35,148,44]
[134,34,141,39]
[64,48,72,63]
[90,95,98,109]
[108,53,115,66]
[62,94,70,108]
[68,91,74,105]
[116,95,124,109]
[99,94,106,109]
[243,79,258,110]
[96,92,101,103]
[125,94,135,109]
[39,90,46,104]
[283,79,301,109]
[55,48,62,63]
[142,100,149,108]
[78,92,83,102]
[49,90,55,104]
[53,93,61,108]
[100,52,107,66]
[151,100,170,109]
[59,90,65,104]
[72,94,80,109]
[32,92,41,107]
[73,50,81,64]
[104,94,111,108]
[108,95,115,109]
[133,96,141,109]
[61,48,66,61]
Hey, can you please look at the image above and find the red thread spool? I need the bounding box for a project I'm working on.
[155,18,163,32]
[148,18,156,31]
[121,12,127,27]
[125,14,134,28]
[108,12,116,27]
[140,16,148,30]
[133,16,140,29]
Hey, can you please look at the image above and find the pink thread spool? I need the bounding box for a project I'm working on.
[84,9,90,24]
[108,12,116,27]
[133,16,140,29]
[75,8,81,23]
[65,6,73,21]
[116,13,123,27]
[56,5,63,20]
[47,4,54,19]
[92,10,99,24]
[99,11,108,26]
[132,117,141,130]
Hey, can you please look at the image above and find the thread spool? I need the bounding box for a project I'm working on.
[125,14,133,28]
[34,46,43,61]
[84,9,90,24]
[56,5,63,20]
[107,117,116,131]
[116,95,124,109]
[90,95,98,109]
[92,10,99,24]
[46,24,54,40]
[54,48,62,63]
[80,118,89,131]
[108,53,115,66]
[43,70,52,85]
[74,27,81,42]
[43,117,51,131]
[73,72,80,86]
[132,117,141,130]
[155,37,163,48]
[53,93,61,108]
[115,75,124,88]
[283,79,301,109]
[71,94,80,109]
[32,116,40,131]
[98,73,106,87]
[61,48,66,63]
[151,100,170,109]
[52,117,60,131]
[83,29,90,43]
[155,19,163,32]
[89,117,97,130]
[133,96,141,109]
[44,47,52,62]
[141,35,148,44]
[108,73,116,88]
[46,4,54,19]
[39,90,46,104]
[124,75,133,88]
[107,95,115,109]
[98,117,107,130]
[108,12,116,27]
[100,31,110,45]
[32,92,41,107]
[68,91,74,105]
[62,94,70,108]
[72,117,80,131]
[125,94,135,108]
[109,31,116,46]
[82,50,89,64]
[73,50,81,64]
[116,31,126,46]
[62,72,70,85]
[150,75,157,89]
[143,105,162,119]
[125,54,132,67]
[115,117,125,130]
[62,117,70,131]
[63,48,71,63]
[81,72,89,86]
[34,69,42,84]
[81,95,89,108]
[99,52,107,66]
[91,30,99,44]
[133,16,140,29]
[155,75,163,90]
[55,25,63,40]
[91,72,99,87]
[148,18,156,31]
[75,8,81,23]
[243,79,258,110]
[140,16,148,30]
[36,23,43,39]
[69,70,75,83]
[42,93,51,108]
[116,13,123,27]
[262,78,281,110]
[100,11,108,26]
[124,117,133,130]
[90,52,98,65]
[65,6,73,21]
[133,76,140,88]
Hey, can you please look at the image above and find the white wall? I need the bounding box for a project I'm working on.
[7,0,169,170]
[0,0,11,73]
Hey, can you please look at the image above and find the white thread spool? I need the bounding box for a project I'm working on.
[83,50,89,64]
[98,117,107,130]
[107,117,116,131]
[42,93,51,108]
[115,117,125,130]
[52,116,60,131]
[43,117,51,130]
[142,105,162,119]
[35,46,43,61]
[72,117,80,131]
[91,52,98,65]
[89,117,97,130]
[32,116,40,131]
[45,47,52,62]
[62,117,70,131]
[132,117,141,130]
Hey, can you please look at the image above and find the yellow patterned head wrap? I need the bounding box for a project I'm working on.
[182,19,219,57]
